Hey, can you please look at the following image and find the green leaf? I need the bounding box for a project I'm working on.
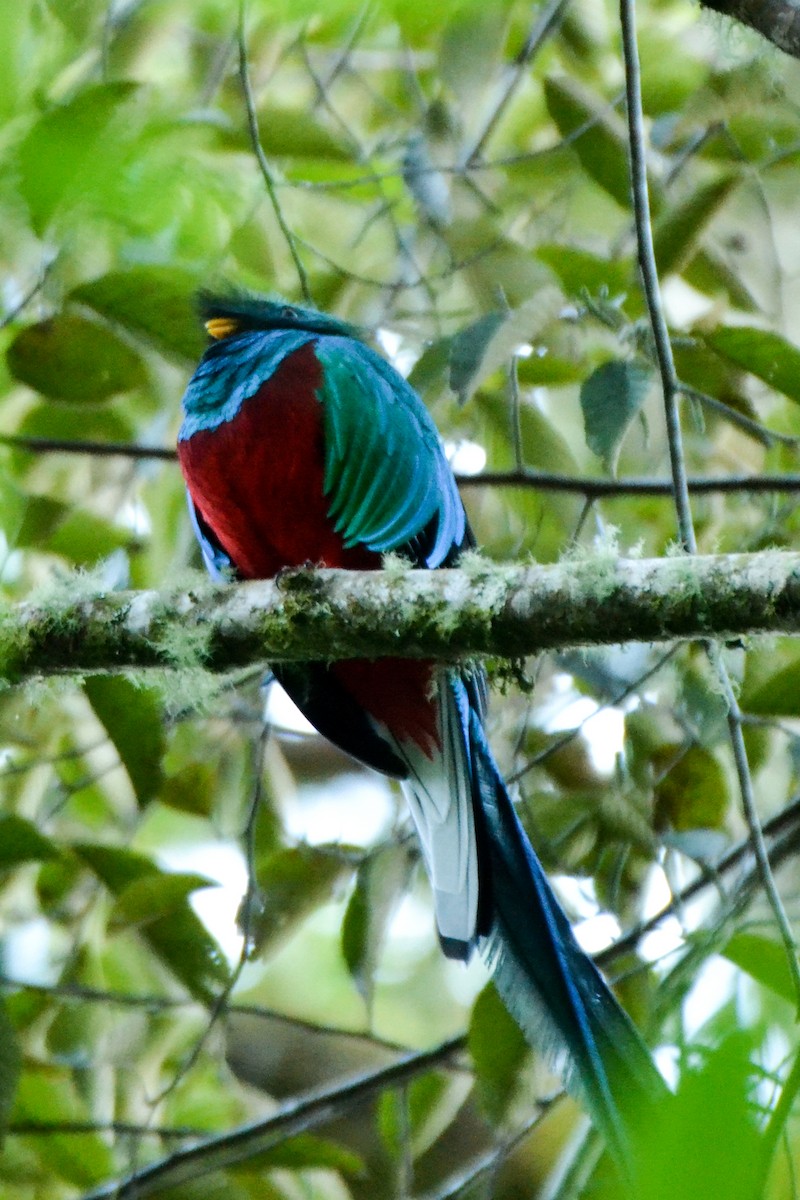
[472,389,583,561]
[74,843,229,1004]
[0,477,28,546]
[71,266,206,363]
[404,1071,469,1159]
[705,325,800,404]
[260,106,350,159]
[224,105,350,160]
[742,653,800,716]
[37,857,81,912]
[16,81,141,230]
[536,243,632,299]
[444,217,556,308]
[725,110,800,163]
[46,510,135,565]
[439,5,508,100]
[0,997,21,1133]
[634,1034,763,1200]
[406,334,453,396]
[653,175,738,277]
[235,1133,364,1177]
[543,80,745,324]
[637,28,708,115]
[71,842,164,893]
[9,494,69,549]
[84,676,165,807]
[247,843,351,954]
[684,250,759,312]
[722,932,796,1003]
[44,0,105,39]
[7,314,147,402]
[11,1065,115,1185]
[0,815,59,871]
[543,76,634,211]
[160,761,218,817]
[672,340,755,425]
[109,872,218,931]
[653,744,729,833]
[580,359,652,471]
[449,293,564,405]
[341,842,415,1007]
[46,994,100,1062]
[448,311,506,403]
[380,1071,469,1162]
[515,352,585,386]
[468,982,528,1123]
[11,397,135,449]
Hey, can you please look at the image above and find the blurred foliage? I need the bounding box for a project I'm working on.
[2,0,800,1196]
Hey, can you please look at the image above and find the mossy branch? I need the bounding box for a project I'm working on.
[3,551,800,683]
[699,0,800,59]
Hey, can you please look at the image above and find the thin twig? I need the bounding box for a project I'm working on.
[620,0,694,553]
[297,37,362,154]
[463,0,572,165]
[0,974,407,1051]
[757,1046,800,1170]
[597,794,800,972]
[0,435,176,459]
[619,0,800,1007]
[8,1121,203,1140]
[151,726,276,1112]
[415,1102,556,1200]
[0,737,108,779]
[508,357,525,472]
[295,39,438,315]
[307,3,371,106]
[282,92,630,194]
[77,1038,466,1200]
[0,262,55,330]
[509,646,679,785]
[463,469,800,495]
[711,643,800,1009]
[9,434,800,499]
[239,720,272,954]
[680,382,800,448]
[237,1,311,302]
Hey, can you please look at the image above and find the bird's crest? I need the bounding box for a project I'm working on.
[198,289,361,341]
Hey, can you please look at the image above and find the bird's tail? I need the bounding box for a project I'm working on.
[467,705,666,1165]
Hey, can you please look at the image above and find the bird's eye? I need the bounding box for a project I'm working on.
[280,306,295,321]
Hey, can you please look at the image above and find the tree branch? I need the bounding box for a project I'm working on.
[11,437,800,499]
[700,0,800,59]
[622,0,800,1004]
[5,552,800,682]
[78,1038,464,1200]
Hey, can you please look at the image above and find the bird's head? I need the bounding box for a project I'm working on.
[198,290,361,342]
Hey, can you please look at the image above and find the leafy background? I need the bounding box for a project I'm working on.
[2,0,800,1195]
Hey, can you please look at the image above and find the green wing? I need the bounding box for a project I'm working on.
[314,337,465,567]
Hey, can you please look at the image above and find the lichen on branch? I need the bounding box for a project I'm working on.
[2,551,800,685]
[700,0,800,59]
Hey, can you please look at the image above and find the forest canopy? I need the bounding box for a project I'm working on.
[3,0,800,1197]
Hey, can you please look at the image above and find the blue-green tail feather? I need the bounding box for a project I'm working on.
[463,698,665,1166]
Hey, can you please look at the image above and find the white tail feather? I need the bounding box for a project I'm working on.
[389,674,479,949]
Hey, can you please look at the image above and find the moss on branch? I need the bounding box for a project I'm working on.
[700,0,800,59]
[2,551,800,684]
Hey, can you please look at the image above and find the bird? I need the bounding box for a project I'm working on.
[177,290,665,1168]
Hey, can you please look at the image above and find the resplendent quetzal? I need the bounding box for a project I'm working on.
[178,292,664,1163]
